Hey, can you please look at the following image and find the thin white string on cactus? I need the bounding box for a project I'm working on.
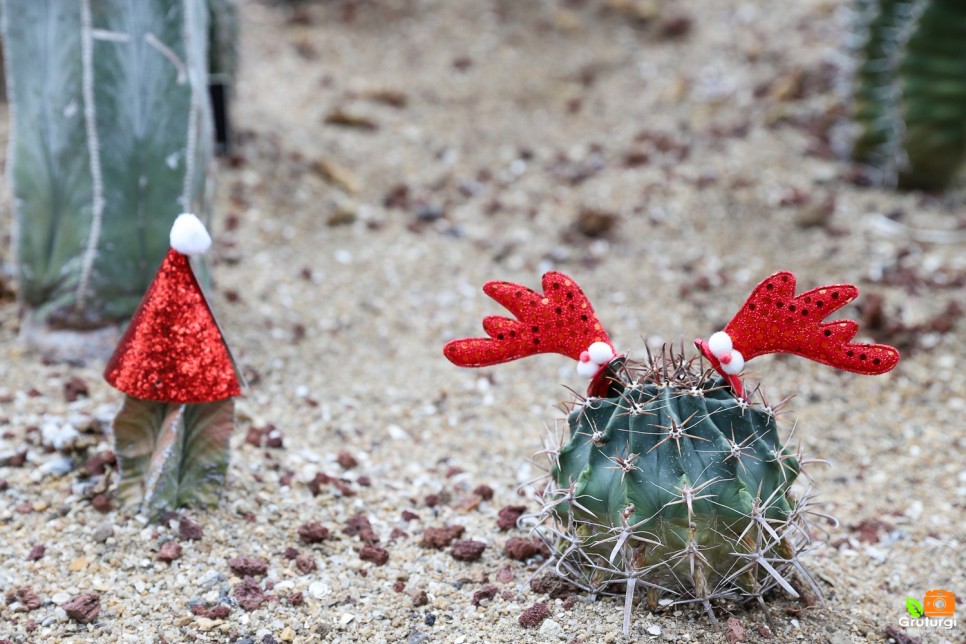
[144,33,187,85]
[180,0,202,213]
[0,0,22,279]
[91,29,131,43]
[77,0,106,311]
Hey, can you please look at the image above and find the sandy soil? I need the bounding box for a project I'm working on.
[1,1,965,642]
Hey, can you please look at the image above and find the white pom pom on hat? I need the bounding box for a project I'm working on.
[170,213,212,256]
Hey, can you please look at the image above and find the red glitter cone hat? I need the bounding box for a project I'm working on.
[104,214,241,404]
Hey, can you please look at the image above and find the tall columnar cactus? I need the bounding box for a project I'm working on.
[2,0,213,347]
[444,272,899,633]
[851,0,966,189]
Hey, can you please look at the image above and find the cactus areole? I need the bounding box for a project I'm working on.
[444,271,899,630]
[104,214,240,518]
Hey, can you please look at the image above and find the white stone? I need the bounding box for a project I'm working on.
[538,618,563,638]
[41,422,80,450]
[309,581,330,599]
[51,592,71,605]
[39,455,74,477]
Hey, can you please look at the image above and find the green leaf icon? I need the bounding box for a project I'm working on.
[906,598,925,618]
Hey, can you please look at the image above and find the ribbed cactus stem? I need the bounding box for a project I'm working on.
[2,0,214,357]
[113,396,235,518]
[850,0,966,189]
[534,353,818,633]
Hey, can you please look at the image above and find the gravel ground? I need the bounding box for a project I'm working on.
[1,1,964,642]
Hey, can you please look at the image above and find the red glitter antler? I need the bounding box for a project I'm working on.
[444,272,618,389]
[696,271,900,397]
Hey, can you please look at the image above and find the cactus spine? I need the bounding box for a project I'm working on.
[2,0,213,346]
[851,0,966,189]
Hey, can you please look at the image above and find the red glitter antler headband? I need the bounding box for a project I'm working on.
[443,272,619,392]
[696,271,900,398]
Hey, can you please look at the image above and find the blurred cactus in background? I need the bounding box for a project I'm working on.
[208,0,238,153]
[851,0,966,189]
[2,0,217,358]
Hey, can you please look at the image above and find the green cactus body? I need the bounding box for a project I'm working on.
[851,0,966,189]
[852,0,907,169]
[2,0,213,332]
[113,396,235,518]
[543,357,809,611]
[898,0,966,188]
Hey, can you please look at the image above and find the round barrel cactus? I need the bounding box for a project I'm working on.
[548,355,805,625]
[444,271,899,633]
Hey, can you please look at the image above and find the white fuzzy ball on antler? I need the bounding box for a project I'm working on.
[170,213,211,256]
[721,351,744,375]
[588,342,615,365]
[576,359,600,378]
[708,331,733,357]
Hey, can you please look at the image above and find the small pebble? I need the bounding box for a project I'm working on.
[538,618,562,637]
[496,505,526,531]
[229,555,268,577]
[92,522,114,543]
[450,540,486,562]
[158,541,183,562]
[63,592,100,624]
[519,602,549,628]
[360,544,389,565]
[298,521,330,543]
[26,545,46,561]
[51,592,72,606]
[179,517,203,541]
[295,553,317,573]
[233,578,266,611]
[68,556,89,572]
[308,581,330,599]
